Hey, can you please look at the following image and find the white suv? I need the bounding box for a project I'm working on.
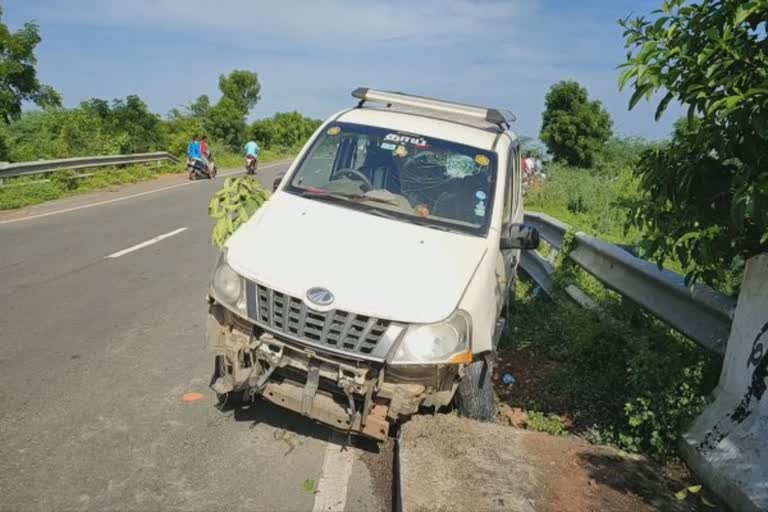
[207,88,539,440]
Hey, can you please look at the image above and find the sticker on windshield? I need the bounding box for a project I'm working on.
[474,199,486,217]
[385,133,429,148]
[381,142,396,151]
[394,145,408,158]
[475,154,490,166]
[327,126,341,136]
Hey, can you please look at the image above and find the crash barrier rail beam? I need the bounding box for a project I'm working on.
[519,211,736,356]
[0,152,179,181]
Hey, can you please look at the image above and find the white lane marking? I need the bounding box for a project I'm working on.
[106,227,188,259]
[312,432,355,512]
[0,161,287,226]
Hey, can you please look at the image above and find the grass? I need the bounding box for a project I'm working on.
[497,259,721,458]
[525,159,693,276]
[499,147,725,457]
[526,411,567,436]
[527,161,640,244]
[0,147,294,211]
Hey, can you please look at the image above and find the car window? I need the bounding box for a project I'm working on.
[297,134,339,188]
[503,147,514,224]
[288,122,498,235]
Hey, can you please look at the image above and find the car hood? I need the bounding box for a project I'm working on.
[226,192,488,324]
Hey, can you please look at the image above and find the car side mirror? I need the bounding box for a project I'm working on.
[273,173,285,192]
[500,223,540,250]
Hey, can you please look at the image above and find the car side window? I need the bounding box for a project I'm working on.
[512,145,522,218]
[503,146,516,224]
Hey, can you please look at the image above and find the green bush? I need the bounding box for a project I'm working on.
[527,411,567,436]
[249,111,322,150]
[503,276,719,457]
[6,96,166,162]
[525,161,642,245]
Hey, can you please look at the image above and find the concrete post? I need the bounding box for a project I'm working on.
[681,253,768,512]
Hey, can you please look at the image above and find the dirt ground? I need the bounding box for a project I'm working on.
[398,414,727,512]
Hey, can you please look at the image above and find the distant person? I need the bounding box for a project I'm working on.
[200,135,210,169]
[187,134,201,161]
[245,140,260,159]
[524,155,535,176]
[244,139,260,174]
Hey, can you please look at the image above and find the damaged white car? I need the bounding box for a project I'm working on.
[207,88,539,440]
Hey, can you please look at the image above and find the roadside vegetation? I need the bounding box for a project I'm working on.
[499,0,767,460]
[497,275,721,457]
[498,134,725,457]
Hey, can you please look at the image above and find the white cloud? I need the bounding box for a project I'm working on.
[7,0,681,139]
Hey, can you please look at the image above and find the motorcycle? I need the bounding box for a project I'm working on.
[245,154,258,175]
[187,154,216,180]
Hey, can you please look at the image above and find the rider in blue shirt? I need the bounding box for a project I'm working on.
[245,140,260,158]
[188,135,202,160]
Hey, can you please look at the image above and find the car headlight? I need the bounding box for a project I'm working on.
[389,310,472,365]
[210,250,246,316]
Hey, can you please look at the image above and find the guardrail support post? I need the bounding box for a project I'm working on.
[681,253,768,512]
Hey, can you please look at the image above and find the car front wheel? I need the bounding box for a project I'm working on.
[455,356,497,421]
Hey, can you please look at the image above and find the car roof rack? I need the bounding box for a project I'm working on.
[352,87,516,128]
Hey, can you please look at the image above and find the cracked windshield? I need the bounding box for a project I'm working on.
[289,122,496,231]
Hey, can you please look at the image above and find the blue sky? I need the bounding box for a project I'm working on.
[6,0,681,140]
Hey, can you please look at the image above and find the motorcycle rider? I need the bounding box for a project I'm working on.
[187,134,202,163]
[244,139,260,173]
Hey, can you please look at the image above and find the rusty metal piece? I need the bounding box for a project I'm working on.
[301,362,321,416]
[260,379,390,441]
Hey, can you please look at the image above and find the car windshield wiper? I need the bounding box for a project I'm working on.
[408,218,453,232]
[298,188,362,201]
[364,208,398,220]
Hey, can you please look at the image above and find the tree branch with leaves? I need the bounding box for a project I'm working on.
[619,0,768,286]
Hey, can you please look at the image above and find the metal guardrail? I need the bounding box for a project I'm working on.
[520,211,736,356]
[0,152,179,180]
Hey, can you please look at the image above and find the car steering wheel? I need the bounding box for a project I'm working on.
[335,168,373,192]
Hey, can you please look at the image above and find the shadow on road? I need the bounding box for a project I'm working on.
[218,397,382,454]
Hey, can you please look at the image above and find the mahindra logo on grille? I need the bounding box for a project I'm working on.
[306,287,334,306]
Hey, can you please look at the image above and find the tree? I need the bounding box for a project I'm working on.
[218,70,261,114]
[0,6,61,125]
[109,95,164,153]
[206,97,247,149]
[203,70,261,149]
[540,81,613,168]
[250,111,322,149]
[619,0,768,285]
[187,94,210,118]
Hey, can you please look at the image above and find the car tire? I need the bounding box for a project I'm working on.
[456,357,497,421]
[216,390,245,409]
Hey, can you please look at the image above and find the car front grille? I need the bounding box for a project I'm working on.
[245,281,393,357]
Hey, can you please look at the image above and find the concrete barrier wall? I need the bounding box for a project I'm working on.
[682,253,768,512]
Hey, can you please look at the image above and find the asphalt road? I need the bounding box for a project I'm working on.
[0,162,392,512]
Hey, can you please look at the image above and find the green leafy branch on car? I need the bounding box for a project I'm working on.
[209,176,270,248]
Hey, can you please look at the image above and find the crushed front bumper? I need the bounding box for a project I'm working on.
[207,302,459,441]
